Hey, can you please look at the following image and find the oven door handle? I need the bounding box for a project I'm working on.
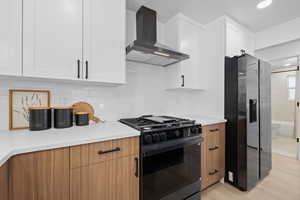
[142,135,203,157]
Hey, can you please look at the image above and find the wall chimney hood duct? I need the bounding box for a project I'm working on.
[126,6,190,67]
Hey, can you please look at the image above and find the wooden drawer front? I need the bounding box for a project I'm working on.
[71,136,139,168]
[204,124,222,135]
[89,140,114,165]
[201,123,225,190]
[112,136,139,159]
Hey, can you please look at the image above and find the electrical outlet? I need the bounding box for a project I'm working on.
[228,171,234,182]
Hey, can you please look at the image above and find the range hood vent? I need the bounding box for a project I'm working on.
[126,6,189,67]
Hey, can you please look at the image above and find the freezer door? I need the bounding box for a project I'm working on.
[259,60,272,178]
[245,56,260,190]
[236,55,260,191]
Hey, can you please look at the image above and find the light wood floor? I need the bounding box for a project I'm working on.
[202,153,300,200]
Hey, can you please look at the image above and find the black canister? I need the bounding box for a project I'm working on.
[75,112,89,126]
[53,107,74,129]
[29,107,52,131]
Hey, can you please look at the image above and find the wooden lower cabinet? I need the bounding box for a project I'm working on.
[4,136,139,200]
[70,155,139,200]
[0,162,9,200]
[8,148,70,200]
[201,123,225,190]
[70,136,140,200]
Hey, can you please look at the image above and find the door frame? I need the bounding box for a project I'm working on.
[268,55,300,160]
[296,56,300,160]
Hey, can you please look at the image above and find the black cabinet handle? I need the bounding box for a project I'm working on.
[77,60,81,79]
[209,170,219,176]
[181,75,185,87]
[98,147,120,155]
[209,129,219,133]
[135,157,139,177]
[85,61,88,79]
[209,146,219,151]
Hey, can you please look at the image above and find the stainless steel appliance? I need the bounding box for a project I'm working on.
[120,115,202,200]
[126,6,190,67]
[224,54,272,191]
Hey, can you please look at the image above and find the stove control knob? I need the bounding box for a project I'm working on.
[190,127,198,134]
[159,132,167,142]
[144,134,153,144]
[152,133,160,143]
[174,130,182,138]
[182,128,191,136]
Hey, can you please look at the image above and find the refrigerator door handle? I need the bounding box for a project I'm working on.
[249,99,257,123]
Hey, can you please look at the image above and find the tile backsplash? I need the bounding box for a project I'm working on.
[0,62,224,131]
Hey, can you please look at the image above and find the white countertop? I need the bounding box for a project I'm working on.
[0,116,226,167]
[0,122,140,167]
[188,116,227,126]
[168,114,227,126]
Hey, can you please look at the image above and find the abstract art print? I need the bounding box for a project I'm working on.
[9,90,50,130]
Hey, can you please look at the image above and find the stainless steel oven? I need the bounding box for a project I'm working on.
[141,134,202,200]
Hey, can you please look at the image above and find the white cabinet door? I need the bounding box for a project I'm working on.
[23,0,83,80]
[164,16,204,90]
[179,19,203,89]
[83,0,125,84]
[226,22,255,57]
[0,0,22,76]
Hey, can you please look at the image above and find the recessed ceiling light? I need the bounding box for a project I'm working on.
[257,0,273,9]
[284,63,292,67]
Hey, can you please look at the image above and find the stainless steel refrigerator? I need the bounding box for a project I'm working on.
[224,54,272,191]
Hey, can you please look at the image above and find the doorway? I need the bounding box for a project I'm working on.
[270,56,299,159]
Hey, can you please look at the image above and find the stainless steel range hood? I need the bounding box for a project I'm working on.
[126,6,190,67]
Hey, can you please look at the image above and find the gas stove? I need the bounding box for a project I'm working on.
[120,115,202,200]
[119,115,202,145]
[120,115,197,131]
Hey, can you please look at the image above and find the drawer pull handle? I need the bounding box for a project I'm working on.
[209,146,219,151]
[98,147,120,155]
[209,129,219,132]
[135,157,139,177]
[209,170,219,176]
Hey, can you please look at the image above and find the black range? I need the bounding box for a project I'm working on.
[120,115,203,200]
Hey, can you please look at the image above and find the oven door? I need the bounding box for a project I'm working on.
[142,136,201,200]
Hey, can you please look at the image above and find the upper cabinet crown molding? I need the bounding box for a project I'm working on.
[0,0,22,76]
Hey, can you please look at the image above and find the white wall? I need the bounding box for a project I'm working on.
[0,63,168,130]
[256,17,300,50]
[255,39,300,61]
[272,71,296,122]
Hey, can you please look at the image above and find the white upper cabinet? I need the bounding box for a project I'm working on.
[23,0,83,80]
[225,18,255,57]
[0,0,22,76]
[83,0,125,84]
[22,0,125,85]
[164,14,205,90]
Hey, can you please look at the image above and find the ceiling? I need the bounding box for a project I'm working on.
[270,57,298,70]
[126,0,300,32]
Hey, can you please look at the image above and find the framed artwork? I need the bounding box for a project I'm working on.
[9,90,51,130]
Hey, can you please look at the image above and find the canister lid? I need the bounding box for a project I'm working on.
[52,107,73,110]
[75,112,89,115]
[28,107,51,110]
